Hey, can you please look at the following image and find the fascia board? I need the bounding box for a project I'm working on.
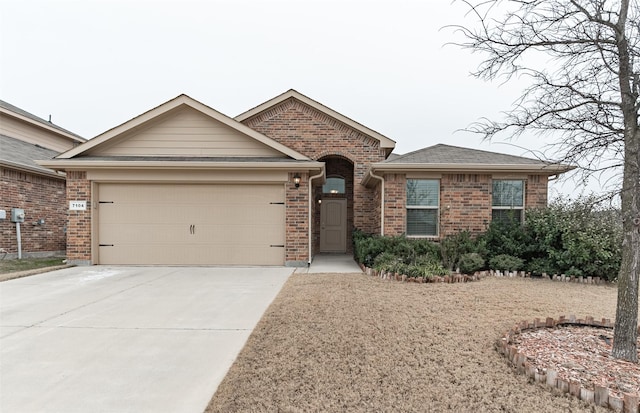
[236,89,396,149]
[1,160,66,179]
[36,159,325,172]
[369,163,576,174]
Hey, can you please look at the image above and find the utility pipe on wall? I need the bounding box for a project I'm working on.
[308,169,325,266]
[368,170,385,236]
[16,222,22,260]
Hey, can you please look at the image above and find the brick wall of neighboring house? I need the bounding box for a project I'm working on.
[382,173,551,238]
[65,171,92,264]
[286,171,309,265]
[0,167,66,257]
[241,98,387,240]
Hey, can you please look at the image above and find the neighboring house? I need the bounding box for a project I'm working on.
[0,100,85,258]
[38,90,573,266]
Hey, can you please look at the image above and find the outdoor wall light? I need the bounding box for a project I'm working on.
[293,173,301,188]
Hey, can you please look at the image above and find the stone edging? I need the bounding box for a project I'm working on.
[359,264,487,283]
[489,269,608,285]
[497,315,640,412]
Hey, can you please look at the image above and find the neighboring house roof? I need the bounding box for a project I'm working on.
[235,89,397,153]
[0,99,85,144]
[363,144,575,186]
[0,134,64,178]
[55,94,311,161]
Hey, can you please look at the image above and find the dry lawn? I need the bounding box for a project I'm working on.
[207,274,637,413]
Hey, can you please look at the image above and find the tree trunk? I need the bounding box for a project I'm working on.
[612,128,640,363]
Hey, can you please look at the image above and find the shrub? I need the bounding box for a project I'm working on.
[373,251,400,272]
[489,254,524,272]
[524,196,622,280]
[440,231,479,271]
[458,253,485,274]
[406,260,448,280]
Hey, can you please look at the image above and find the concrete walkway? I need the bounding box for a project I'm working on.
[0,266,292,413]
[301,254,363,274]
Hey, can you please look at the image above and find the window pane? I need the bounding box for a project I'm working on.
[407,179,439,207]
[492,180,524,207]
[407,209,438,236]
[492,209,523,224]
[323,177,345,194]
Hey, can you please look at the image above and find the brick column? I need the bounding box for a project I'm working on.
[66,171,92,265]
[285,172,309,266]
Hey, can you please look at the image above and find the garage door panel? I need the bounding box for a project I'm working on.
[97,183,285,265]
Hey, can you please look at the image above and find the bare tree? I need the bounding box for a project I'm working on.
[453,0,639,362]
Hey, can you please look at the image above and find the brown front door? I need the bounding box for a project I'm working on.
[320,199,347,252]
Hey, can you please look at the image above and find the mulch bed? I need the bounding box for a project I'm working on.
[206,275,636,413]
[514,326,640,398]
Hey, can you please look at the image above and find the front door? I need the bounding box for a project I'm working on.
[320,199,347,252]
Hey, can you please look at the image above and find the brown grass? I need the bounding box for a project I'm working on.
[206,274,634,413]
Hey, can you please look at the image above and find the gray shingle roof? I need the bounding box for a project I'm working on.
[0,135,61,176]
[0,99,84,140]
[383,144,549,166]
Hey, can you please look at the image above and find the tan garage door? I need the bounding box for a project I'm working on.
[96,183,285,265]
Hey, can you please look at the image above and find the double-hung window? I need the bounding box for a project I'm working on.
[406,179,439,236]
[492,180,524,224]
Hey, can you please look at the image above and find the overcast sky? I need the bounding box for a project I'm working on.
[0,0,612,198]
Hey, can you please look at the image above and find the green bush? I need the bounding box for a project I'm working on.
[489,254,524,271]
[372,251,399,271]
[458,253,485,274]
[406,260,448,280]
[440,231,480,271]
[524,196,622,280]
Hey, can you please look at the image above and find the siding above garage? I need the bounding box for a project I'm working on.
[86,106,285,158]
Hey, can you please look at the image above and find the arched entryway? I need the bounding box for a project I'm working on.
[313,156,354,253]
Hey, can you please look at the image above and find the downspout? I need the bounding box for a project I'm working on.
[308,169,325,266]
[368,169,385,236]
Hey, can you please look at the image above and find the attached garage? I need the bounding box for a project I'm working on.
[96,183,285,265]
[39,95,324,267]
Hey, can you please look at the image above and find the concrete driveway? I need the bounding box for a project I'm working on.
[0,266,292,413]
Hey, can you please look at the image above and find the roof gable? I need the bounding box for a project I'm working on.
[235,89,396,152]
[58,95,310,161]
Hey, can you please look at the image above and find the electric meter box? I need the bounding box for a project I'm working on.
[11,208,25,223]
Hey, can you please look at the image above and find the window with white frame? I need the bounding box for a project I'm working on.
[406,179,439,236]
[492,179,525,224]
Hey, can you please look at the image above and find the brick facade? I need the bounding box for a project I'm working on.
[382,173,550,238]
[65,171,92,264]
[0,167,66,257]
[241,98,386,258]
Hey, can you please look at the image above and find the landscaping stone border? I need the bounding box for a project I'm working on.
[497,315,640,412]
[488,269,608,285]
[359,264,488,283]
